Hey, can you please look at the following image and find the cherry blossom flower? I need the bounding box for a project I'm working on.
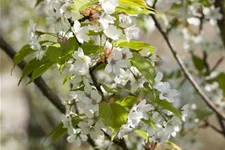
[124,26,139,42]
[105,47,130,75]
[71,20,90,43]
[203,6,223,25]
[78,120,103,139]
[154,72,179,103]
[119,14,132,28]
[103,25,122,40]
[99,13,115,29]
[72,47,91,75]
[99,0,118,14]
[67,128,88,147]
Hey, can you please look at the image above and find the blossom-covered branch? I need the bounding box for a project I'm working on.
[150,15,225,120]
[0,35,66,114]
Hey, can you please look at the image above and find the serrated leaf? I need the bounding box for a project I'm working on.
[135,129,148,139]
[13,45,35,68]
[165,141,181,150]
[120,95,137,107]
[99,103,128,130]
[28,60,53,83]
[131,53,156,85]
[155,99,182,119]
[113,40,155,53]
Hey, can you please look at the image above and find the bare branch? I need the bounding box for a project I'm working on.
[150,15,225,120]
[210,56,224,72]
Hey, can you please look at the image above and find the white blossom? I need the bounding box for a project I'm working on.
[124,25,139,42]
[99,0,118,14]
[78,120,103,139]
[72,20,90,43]
[105,47,131,75]
[99,13,115,29]
[203,6,222,25]
[72,47,91,75]
[103,25,122,40]
[67,128,88,147]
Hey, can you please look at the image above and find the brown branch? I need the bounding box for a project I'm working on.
[200,119,225,136]
[214,0,225,49]
[150,15,225,120]
[0,35,100,149]
[210,56,224,72]
[0,35,66,114]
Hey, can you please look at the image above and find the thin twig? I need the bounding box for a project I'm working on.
[0,35,66,114]
[102,129,128,150]
[216,114,225,137]
[200,119,225,136]
[203,51,210,74]
[89,61,104,96]
[210,56,224,72]
[150,15,225,120]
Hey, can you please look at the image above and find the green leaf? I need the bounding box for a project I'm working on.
[43,123,67,148]
[142,118,156,129]
[46,37,78,64]
[195,109,212,120]
[119,0,152,9]
[131,53,156,85]
[165,141,182,150]
[18,57,49,85]
[207,73,225,95]
[99,103,128,130]
[135,129,148,139]
[35,0,44,7]
[155,99,182,119]
[113,40,155,53]
[73,0,89,11]
[116,3,154,15]
[120,95,137,108]
[79,0,99,10]
[82,43,102,55]
[28,60,54,83]
[13,45,35,68]
[101,83,119,93]
[192,54,204,73]
[46,44,62,63]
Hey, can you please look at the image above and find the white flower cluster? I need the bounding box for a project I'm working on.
[28,20,45,60]
[27,0,187,148]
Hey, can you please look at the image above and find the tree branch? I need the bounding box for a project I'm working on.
[210,56,224,72]
[150,15,225,120]
[214,0,225,49]
[0,35,101,149]
[0,35,66,114]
